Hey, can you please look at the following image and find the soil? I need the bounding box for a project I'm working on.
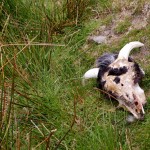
[89,2,150,47]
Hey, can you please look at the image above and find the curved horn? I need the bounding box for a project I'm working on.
[82,68,99,85]
[118,41,144,59]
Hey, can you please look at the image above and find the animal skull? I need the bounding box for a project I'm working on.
[83,41,146,120]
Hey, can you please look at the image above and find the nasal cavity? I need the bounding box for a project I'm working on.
[134,101,138,106]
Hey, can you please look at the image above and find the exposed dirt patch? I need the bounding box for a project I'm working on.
[89,1,150,47]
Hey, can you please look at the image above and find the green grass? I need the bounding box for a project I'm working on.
[1,0,150,149]
[114,18,131,34]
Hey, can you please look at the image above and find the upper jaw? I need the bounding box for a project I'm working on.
[127,106,145,120]
[118,94,145,120]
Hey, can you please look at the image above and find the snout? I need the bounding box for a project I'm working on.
[139,111,145,120]
[126,111,144,123]
[136,108,145,120]
[126,108,145,123]
[130,108,145,120]
[121,93,146,121]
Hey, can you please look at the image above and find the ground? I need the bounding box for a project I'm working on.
[1,0,150,149]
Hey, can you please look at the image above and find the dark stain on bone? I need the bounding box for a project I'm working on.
[97,67,110,89]
[133,62,144,84]
[113,76,120,84]
[128,57,134,62]
[123,97,133,107]
[108,66,128,76]
[126,94,129,97]
[101,81,106,87]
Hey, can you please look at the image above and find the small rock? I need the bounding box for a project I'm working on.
[88,35,107,44]
[126,114,136,123]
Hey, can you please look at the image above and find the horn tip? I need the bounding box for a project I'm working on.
[118,41,144,59]
[129,41,144,47]
[82,68,99,85]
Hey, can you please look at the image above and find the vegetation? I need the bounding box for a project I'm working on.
[114,18,131,34]
[0,0,150,149]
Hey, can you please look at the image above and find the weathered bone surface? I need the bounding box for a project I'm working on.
[83,41,146,120]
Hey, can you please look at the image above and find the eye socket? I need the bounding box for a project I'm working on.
[121,84,124,86]
[113,76,120,84]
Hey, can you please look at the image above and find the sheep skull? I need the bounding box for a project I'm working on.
[83,41,146,120]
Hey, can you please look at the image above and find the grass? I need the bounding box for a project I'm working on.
[114,18,131,34]
[0,0,150,149]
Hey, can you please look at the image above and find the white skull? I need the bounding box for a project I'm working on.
[83,41,146,120]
